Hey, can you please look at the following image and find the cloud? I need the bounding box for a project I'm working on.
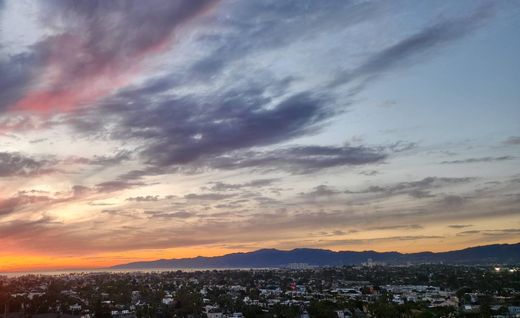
[504,136,520,145]
[386,141,418,153]
[346,176,474,198]
[184,193,234,201]
[145,210,193,219]
[301,185,341,198]
[29,138,48,144]
[62,151,132,167]
[456,228,520,238]
[314,235,445,248]
[46,1,494,179]
[438,195,467,207]
[367,224,423,231]
[0,195,52,216]
[95,180,145,193]
[9,0,215,113]
[0,216,58,240]
[0,52,40,111]
[440,156,514,164]
[186,0,378,81]
[89,151,132,166]
[76,76,384,174]
[456,230,481,236]
[205,144,387,174]
[45,2,385,176]
[330,4,494,87]
[448,224,473,229]
[0,184,99,217]
[359,170,379,176]
[407,190,435,199]
[1,177,516,255]
[131,91,336,167]
[126,195,160,202]
[481,228,520,236]
[205,179,278,192]
[0,152,54,177]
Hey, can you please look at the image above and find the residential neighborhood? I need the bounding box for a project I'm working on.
[1,265,519,318]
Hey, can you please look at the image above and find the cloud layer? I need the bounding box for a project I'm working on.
[0,0,518,269]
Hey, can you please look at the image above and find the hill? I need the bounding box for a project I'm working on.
[111,242,520,269]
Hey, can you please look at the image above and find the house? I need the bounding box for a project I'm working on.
[162,294,174,305]
[335,309,353,318]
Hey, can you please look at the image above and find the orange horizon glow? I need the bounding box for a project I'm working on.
[1,239,517,273]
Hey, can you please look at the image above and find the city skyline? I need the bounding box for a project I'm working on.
[0,0,519,272]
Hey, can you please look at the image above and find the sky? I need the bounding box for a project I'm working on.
[0,0,519,272]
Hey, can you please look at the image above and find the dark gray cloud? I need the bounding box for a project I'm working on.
[0,194,52,216]
[0,216,57,240]
[126,195,160,202]
[29,138,48,144]
[0,52,40,110]
[311,235,445,248]
[184,193,234,201]
[448,224,473,229]
[437,195,467,207]
[128,91,335,167]
[481,228,520,236]
[407,189,436,199]
[187,0,378,80]
[504,136,520,145]
[367,224,423,231]
[205,145,387,174]
[64,151,132,166]
[359,170,379,176]
[301,185,341,198]
[0,152,54,177]
[386,141,418,153]
[457,228,520,238]
[63,72,344,176]
[206,178,279,192]
[313,230,350,237]
[331,4,493,87]
[69,72,384,175]
[89,151,132,166]
[117,167,168,181]
[346,176,474,198]
[95,180,145,193]
[457,230,481,236]
[144,210,193,219]
[440,156,514,164]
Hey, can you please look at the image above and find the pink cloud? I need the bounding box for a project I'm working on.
[11,0,217,113]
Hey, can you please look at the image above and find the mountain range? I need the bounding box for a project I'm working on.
[111,242,520,269]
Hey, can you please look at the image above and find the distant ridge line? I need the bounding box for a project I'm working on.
[111,242,520,269]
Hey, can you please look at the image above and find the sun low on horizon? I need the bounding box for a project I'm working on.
[0,0,519,273]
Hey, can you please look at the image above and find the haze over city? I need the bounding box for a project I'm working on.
[0,0,519,272]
